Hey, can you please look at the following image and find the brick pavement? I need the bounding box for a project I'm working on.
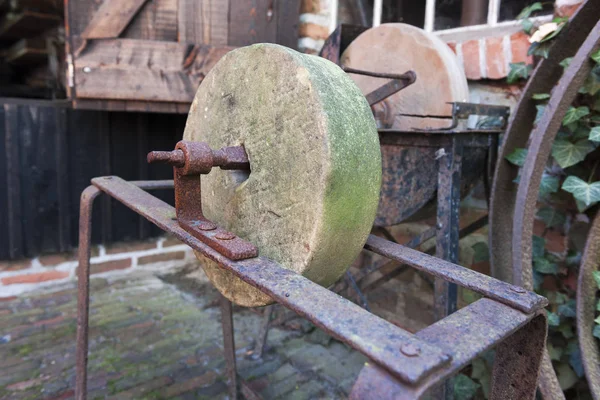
[0,268,367,400]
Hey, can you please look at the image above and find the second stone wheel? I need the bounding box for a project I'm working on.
[184,43,382,307]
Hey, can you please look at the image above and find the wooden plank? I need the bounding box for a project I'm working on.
[276,0,300,49]
[123,0,177,41]
[0,11,60,40]
[5,37,48,65]
[4,104,24,258]
[228,0,277,46]
[74,99,190,114]
[81,0,149,39]
[74,39,233,103]
[178,0,228,45]
[177,0,203,43]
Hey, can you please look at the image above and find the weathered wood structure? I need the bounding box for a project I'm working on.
[65,0,300,112]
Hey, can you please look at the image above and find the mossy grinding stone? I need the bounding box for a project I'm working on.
[183,43,382,307]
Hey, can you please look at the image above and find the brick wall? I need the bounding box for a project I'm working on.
[298,0,332,54]
[0,236,194,298]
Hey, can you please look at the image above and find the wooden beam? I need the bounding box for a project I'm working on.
[5,37,47,65]
[0,11,60,39]
[74,39,233,103]
[123,0,177,41]
[81,0,149,39]
[178,0,228,45]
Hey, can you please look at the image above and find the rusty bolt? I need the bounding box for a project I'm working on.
[510,286,527,294]
[216,232,236,240]
[400,343,421,357]
[147,149,185,167]
[192,220,217,231]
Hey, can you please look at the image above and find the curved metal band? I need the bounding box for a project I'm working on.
[513,20,600,399]
[489,0,600,284]
[577,211,600,400]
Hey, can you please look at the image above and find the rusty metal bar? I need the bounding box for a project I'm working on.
[364,235,547,314]
[89,176,452,385]
[75,180,174,400]
[75,186,101,400]
[220,295,238,399]
[350,299,546,399]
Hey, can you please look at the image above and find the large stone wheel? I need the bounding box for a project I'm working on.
[183,43,382,307]
[340,23,484,226]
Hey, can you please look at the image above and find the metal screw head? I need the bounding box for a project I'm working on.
[216,232,236,240]
[400,343,421,357]
[192,220,217,231]
[510,286,527,294]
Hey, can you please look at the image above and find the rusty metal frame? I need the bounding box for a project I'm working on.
[76,176,548,400]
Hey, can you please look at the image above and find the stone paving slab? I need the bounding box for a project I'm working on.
[0,268,366,400]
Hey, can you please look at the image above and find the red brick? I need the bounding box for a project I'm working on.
[105,240,156,255]
[299,22,329,40]
[163,371,217,397]
[0,296,17,302]
[1,270,69,285]
[485,36,508,79]
[138,251,186,265]
[446,41,457,54]
[300,0,321,13]
[461,40,481,80]
[510,31,533,65]
[44,389,74,400]
[0,259,32,272]
[555,2,583,17]
[39,252,76,267]
[88,258,132,275]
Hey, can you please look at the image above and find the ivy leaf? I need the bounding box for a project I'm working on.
[453,374,480,400]
[552,139,594,168]
[575,198,597,213]
[557,363,578,391]
[592,49,600,64]
[537,207,566,228]
[563,106,590,126]
[569,349,584,378]
[532,235,546,258]
[539,174,560,197]
[532,93,550,100]
[558,300,576,318]
[593,325,600,339]
[517,2,543,19]
[562,176,600,206]
[580,65,600,95]
[505,148,528,166]
[535,105,546,124]
[593,271,600,289]
[528,41,552,58]
[547,311,560,326]
[521,18,534,34]
[534,257,558,274]
[590,126,600,142]
[560,57,573,69]
[559,323,574,338]
[548,342,563,361]
[507,62,532,83]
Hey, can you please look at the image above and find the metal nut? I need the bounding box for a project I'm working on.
[216,232,236,240]
[400,343,420,357]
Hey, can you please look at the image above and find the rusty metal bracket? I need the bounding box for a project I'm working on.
[75,176,550,400]
[147,141,257,260]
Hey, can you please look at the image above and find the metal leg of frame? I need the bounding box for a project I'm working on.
[490,313,547,399]
[434,138,463,399]
[253,305,274,359]
[75,186,102,400]
[220,294,238,400]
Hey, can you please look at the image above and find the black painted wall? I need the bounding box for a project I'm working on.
[0,99,186,260]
